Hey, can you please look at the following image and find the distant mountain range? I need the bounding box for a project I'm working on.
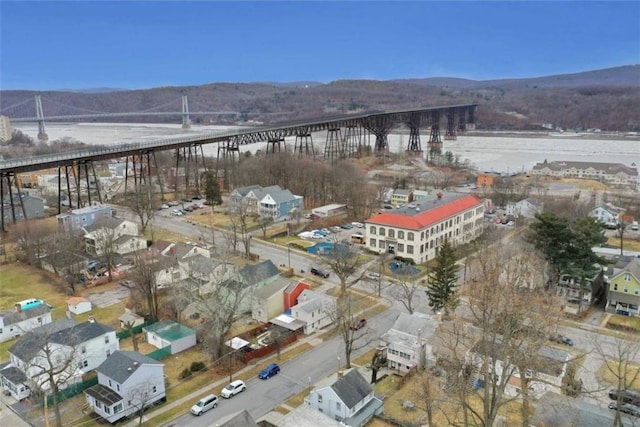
[2,65,639,132]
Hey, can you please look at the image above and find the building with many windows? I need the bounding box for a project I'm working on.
[364,193,484,264]
[531,160,638,188]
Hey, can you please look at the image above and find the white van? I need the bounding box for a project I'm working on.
[632,221,639,231]
[190,394,218,415]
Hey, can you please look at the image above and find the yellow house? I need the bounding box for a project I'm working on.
[606,258,640,317]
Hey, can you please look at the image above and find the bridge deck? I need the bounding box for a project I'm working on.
[1,104,476,174]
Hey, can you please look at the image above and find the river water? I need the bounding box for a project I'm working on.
[11,122,639,175]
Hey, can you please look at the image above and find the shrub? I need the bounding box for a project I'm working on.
[180,368,193,379]
[190,361,206,372]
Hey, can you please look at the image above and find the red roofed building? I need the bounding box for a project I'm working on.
[364,193,484,264]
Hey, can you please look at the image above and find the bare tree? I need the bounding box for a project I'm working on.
[320,241,366,296]
[439,243,565,427]
[325,292,373,369]
[390,274,421,314]
[24,320,82,427]
[13,220,55,267]
[227,202,252,258]
[593,332,640,427]
[124,252,164,322]
[123,184,158,235]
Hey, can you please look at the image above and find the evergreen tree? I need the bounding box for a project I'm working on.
[204,170,222,206]
[426,239,460,315]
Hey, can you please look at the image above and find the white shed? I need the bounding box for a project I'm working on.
[67,297,92,315]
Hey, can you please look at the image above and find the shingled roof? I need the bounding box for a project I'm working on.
[96,350,162,384]
[331,369,372,410]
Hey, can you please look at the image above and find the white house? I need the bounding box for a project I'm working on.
[84,351,166,423]
[379,312,440,374]
[0,303,52,343]
[290,290,335,334]
[0,319,118,400]
[306,368,383,427]
[506,198,543,219]
[143,321,196,355]
[83,217,142,257]
[67,297,92,315]
[589,205,622,226]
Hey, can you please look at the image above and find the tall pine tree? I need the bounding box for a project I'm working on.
[426,239,460,315]
[204,170,222,207]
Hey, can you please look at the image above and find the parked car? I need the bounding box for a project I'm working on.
[366,272,381,281]
[258,363,280,380]
[184,206,194,212]
[87,260,101,272]
[331,226,342,233]
[609,389,640,405]
[160,204,170,209]
[310,267,330,278]
[560,336,574,346]
[171,209,183,216]
[304,213,312,219]
[190,204,200,210]
[608,401,640,417]
[221,380,246,398]
[168,201,179,206]
[350,318,367,331]
[190,394,218,416]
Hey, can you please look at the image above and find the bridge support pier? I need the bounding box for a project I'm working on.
[294,131,314,158]
[323,128,343,162]
[182,95,191,129]
[266,138,285,154]
[35,95,48,142]
[343,125,362,158]
[362,115,394,153]
[444,108,457,141]
[427,111,442,163]
[405,112,423,155]
[0,172,29,230]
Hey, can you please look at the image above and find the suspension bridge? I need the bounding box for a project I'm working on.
[0,95,240,140]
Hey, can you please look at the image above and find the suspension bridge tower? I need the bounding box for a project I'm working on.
[35,95,48,141]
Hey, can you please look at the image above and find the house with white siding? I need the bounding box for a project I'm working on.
[84,351,166,423]
[379,312,440,374]
[290,290,335,334]
[306,368,383,427]
[0,303,52,343]
[0,318,118,400]
[364,193,484,264]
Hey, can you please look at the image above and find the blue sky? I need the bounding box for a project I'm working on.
[1,1,638,90]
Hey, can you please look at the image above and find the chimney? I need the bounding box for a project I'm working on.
[133,362,139,366]
[15,303,22,312]
[88,315,95,323]
[337,370,344,379]
[127,367,132,371]
[436,192,443,199]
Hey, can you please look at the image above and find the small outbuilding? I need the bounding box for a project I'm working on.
[143,321,196,355]
[66,297,92,315]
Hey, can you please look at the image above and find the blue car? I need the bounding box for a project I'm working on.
[259,363,280,379]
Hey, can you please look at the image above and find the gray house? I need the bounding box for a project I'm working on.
[306,368,383,427]
[2,194,46,222]
[57,204,114,232]
[84,351,166,423]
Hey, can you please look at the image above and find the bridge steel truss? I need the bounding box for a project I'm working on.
[0,103,476,229]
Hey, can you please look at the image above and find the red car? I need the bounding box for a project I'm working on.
[350,319,367,331]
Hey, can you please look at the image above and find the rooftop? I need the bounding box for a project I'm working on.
[367,193,482,230]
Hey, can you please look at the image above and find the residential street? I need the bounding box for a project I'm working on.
[114,206,640,422]
[163,307,400,426]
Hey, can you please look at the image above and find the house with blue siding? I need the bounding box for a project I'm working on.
[259,188,304,222]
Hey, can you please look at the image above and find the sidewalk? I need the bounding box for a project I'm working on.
[0,393,31,427]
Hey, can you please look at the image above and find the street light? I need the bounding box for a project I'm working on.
[287,242,292,268]
[337,356,341,372]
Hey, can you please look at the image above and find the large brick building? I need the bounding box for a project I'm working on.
[364,193,484,264]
